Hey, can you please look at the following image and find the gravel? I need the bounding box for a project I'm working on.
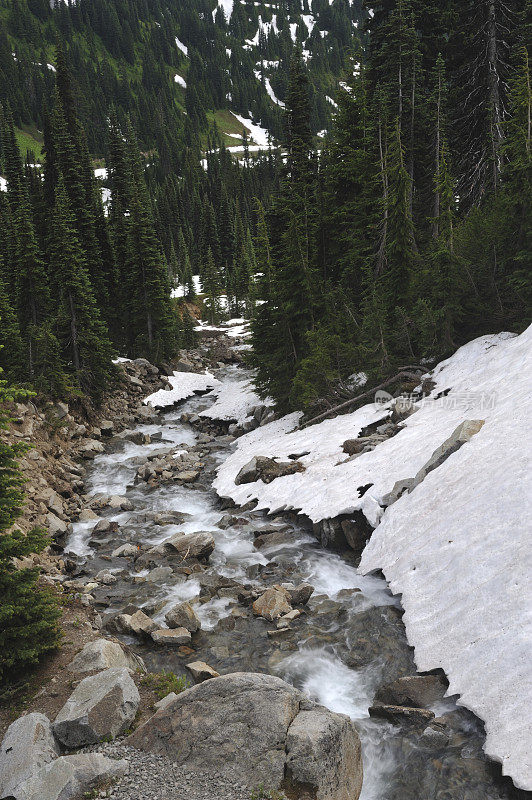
[86,741,256,800]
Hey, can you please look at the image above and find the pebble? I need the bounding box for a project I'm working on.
[89,742,252,800]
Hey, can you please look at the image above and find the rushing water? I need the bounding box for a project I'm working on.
[66,370,522,800]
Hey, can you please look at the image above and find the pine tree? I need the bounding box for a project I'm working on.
[0,369,60,682]
[48,184,115,397]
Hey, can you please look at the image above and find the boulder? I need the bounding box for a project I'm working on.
[162,531,215,560]
[53,668,140,748]
[186,661,220,682]
[46,513,68,540]
[99,420,114,436]
[127,673,362,799]
[117,610,158,638]
[254,529,304,550]
[112,543,138,558]
[373,674,446,708]
[165,602,201,632]
[235,456,305,486]
[19,753,128,800]
[151,628,192,646]
[79,440,105,459]
[154,692,179,712]
[67,639,145,674]
[285,706,363,800]
[368,704,435,727]
[289,583,315,605]
[0,713,59,800]
[252,588,292,621]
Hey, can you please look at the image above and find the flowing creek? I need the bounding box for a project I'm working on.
[66,367,522,800]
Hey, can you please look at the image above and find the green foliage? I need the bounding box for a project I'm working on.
[140,670,192,700]
[0,374,60,683]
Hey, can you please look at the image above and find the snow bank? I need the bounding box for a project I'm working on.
[175,36,188,56]
[213,326,532,789]
[0,177,7,192]
[144,371,220,408]
[174,74,187,88]
[199,378,266,425]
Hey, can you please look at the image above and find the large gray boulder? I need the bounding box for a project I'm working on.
[67,639,145,674]
[18,753,128,800]
[53,668,140,748]
[234,456,304,486]
[127,672,362,799]
[0,713,60,800]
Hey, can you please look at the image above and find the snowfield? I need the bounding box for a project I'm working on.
[144,371,220,408]
[200,375,273,426]
[213,325,532,789]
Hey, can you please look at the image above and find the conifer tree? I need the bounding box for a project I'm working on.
[48,184,115,396]
[0,368,60,682]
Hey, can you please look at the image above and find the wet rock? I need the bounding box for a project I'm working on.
[285,706,363,800]
[53,668,140,747]
[146,566,173,582]
[289,583,314,605]
[186,661,220,682]
[368,704,435,727]
[112,543,138,558]
[95,569,117,585]
[165,602,201,633]
[342,439,365,456]
[78,508,98,522]
[373,674,447,709]
[152,628,192,646]
[99,420,114,436]
[254,529,304,550]
[162,531,215,560]
[0,713,60,799]
[46,512,69,541]
[252,588,292,621]
[20,753,128,800]
[67,639,145,674]
[127,673,362,799]
[176,470,200,483]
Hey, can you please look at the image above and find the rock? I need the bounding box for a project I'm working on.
[373,675,446,709]
[67,639,145,674]
[99,419,114,436]
[252,588,292,621]
[146,566,173,583]
[162,531,215,560]
[112,543,138,558]
[118,610,158,638]
[46,512,68,540]
[0,713,60,799]
[78,509,98,522]
[340,517,372,557]
[176,470,200,483]
[52,401,69,420]
[254,529,304,550]
[41,488,64,517]
[281,609,302,622]
[391,396,417,422]
[95,569,117,585]
[19,753,128,800]
[289,583,315,605]
[127,673,362,798]
[79,439,105,458]
[235,456,305,486]
[382,419,486,506]
[151,628,192,646]
[92,519,113,534]
[53,668,140,747]
[108,495,134,510]
[153,692,179,712]
[285,706,363,800]
[165,602,201,632]
[368,704,435,727]
[186,661,220,682]
[342,439,365,456]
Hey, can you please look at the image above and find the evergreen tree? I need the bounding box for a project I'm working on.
[0,369,60,682]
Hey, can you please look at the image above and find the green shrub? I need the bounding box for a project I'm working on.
[140,670,192,699]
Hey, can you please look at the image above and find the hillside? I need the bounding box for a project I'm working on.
[0,0,365,160]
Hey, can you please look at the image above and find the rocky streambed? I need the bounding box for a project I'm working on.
[55,365,523,800]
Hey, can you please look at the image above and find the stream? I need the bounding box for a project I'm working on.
[66,366,522,800]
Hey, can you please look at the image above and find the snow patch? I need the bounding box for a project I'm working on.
[144,371,220,408]
[231,113,270,146]
[175,37,188,56]
[174,74,187,88]
[200,378,272,425]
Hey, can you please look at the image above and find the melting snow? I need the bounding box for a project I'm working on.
[200,378,271,425]
[144,371,220,408]
[231,113,270,146]
[175,36,188,56]
[174,74,187,88]
[214,325,532,789]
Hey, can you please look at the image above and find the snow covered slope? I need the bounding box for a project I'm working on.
[213,326,532,788]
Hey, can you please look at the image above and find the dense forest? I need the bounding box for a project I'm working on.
[0,0,530,413]
[251,0,532,412]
